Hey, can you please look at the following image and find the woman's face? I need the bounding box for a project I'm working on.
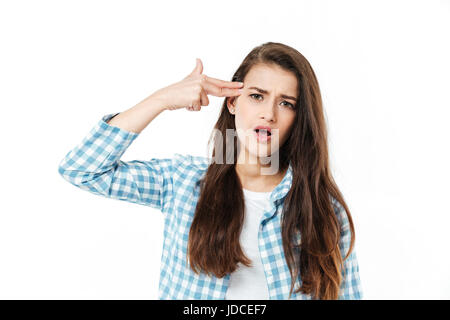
[228,63,298,163]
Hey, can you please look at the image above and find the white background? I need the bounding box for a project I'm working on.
[0,0,449,299]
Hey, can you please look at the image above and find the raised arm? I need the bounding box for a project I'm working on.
[57,96,176,212]
[58,58,243,212]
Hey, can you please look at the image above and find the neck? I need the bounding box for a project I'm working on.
[235,148,286,192]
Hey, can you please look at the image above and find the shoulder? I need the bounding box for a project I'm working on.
[171,153,211,182]
[173,153,211,169]
[170,153,210,189]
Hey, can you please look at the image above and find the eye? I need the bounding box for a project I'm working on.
[250,93,294,109]
[281,101,295,109]
[250,93,263,100]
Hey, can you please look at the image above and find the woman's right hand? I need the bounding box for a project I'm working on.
[150,58,244,111]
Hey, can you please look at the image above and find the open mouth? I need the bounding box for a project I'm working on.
[254,128,271,136]
[254,128,272,142]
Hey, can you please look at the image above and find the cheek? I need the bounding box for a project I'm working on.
[235,103,254,129]
[279,116,296,142]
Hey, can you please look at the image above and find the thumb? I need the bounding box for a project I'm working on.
[189,58,203,76]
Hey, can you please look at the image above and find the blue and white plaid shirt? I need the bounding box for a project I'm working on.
[58,113,363,300]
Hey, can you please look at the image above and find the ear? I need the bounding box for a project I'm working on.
[227,96,237,114]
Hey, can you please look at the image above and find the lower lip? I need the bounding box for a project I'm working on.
[254,130,271,142]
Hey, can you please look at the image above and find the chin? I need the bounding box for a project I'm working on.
[248,145,280,160]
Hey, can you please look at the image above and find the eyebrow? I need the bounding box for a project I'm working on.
[248,86,297,102]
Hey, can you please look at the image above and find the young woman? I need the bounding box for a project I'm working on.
[58,42,362,300]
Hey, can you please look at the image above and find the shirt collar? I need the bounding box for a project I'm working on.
[269,162,293,203]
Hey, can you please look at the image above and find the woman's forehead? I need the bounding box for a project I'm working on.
[244,64,298,94]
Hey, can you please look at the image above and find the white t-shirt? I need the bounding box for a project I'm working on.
[225,188,272,300]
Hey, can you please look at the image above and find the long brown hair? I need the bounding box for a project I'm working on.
[187,42,356,300]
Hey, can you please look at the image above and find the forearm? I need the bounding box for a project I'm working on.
[107,95,167,134]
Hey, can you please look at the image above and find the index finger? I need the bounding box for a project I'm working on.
[205,75,243,88]
[201,80,243,97]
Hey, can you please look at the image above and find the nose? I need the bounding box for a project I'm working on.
[259,101,276,122]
